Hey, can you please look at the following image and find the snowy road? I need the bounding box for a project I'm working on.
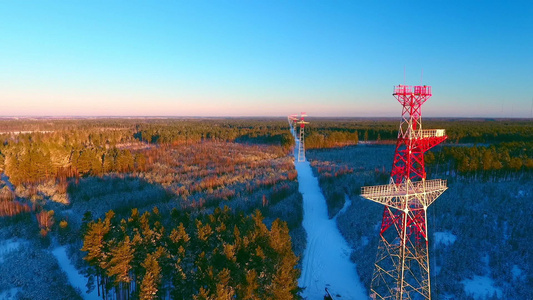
[295,159,367,299]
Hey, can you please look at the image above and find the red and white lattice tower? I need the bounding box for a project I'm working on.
[296,113,309,162]
[361,85,448,300]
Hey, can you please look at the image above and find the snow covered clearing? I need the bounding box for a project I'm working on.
[0,239,22,263]
[0,287,19,300]
[335,194,352,219]
[1,174,15,192]
[462,275,502,299]
[434,231,457,246]
[512,265,524,280]
[295,160,367,299]
[52,246,99,300]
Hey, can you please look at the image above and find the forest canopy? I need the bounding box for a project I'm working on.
[81,206,300,300]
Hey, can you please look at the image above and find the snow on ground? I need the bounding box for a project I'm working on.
[334,194,352,219]
[462,275,502,299]
[1,174,15,192]
[434,231,457,246]
[0,239,24,298]
[296,160,367,300]
[0,287,19,300]
[52,246,99,300]
[0,239,22,263]
[512,265,524,280]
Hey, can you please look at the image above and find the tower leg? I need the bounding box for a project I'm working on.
[371,205,431,300]
[298,125,305,162]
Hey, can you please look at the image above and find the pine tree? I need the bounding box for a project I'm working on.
[169,222,191,298]
[75,150,93,175]
[196,220,213,242]
[81,219,110,298]
[105,235,134,299]
[267,219,299,299]
[240,269,259,300]
[214,268,234,300]
[170,223,191,244]
[193,287,211,300]
[134,153,147,172]
[139,248,164,300]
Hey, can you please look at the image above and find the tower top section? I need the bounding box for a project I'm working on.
[393,85,432,96]
[393,85,433,109]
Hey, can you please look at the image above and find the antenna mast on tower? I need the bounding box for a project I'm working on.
[361,85,448,299]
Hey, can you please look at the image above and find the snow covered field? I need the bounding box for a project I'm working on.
[295,158,367,299]
[0,239,22,299]
[434,231,457,246]
[0,287,19,300]
[462,275,502,299]
[0,239,22,263]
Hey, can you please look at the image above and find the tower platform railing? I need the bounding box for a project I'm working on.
[417,129,446,139]
[393,85,432,96]
[361,179,447,199]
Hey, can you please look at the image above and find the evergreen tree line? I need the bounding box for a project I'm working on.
[303,118,533,148]
[0,118,296,148]
[81,206,300,300]
[305,130,360,149]
[134,120,294,151]
[426,142,533,176]
[1,140,146,186]
[0,118,134,133]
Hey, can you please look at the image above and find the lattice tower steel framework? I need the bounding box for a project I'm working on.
[361,85,448,300]
[296,113,308,162]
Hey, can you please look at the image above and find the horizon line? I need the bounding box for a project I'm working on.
[0,115,531,120]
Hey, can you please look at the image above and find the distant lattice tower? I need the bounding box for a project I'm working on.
[361,85,448,300]
[288,114,299,132]
[296,113,309,162]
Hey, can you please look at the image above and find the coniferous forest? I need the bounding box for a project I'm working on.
[0,118,302,300]
[0,117,531,299]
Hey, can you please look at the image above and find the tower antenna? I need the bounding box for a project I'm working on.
[403,66,406,86]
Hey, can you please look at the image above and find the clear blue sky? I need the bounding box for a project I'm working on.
[1,1,532,117]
